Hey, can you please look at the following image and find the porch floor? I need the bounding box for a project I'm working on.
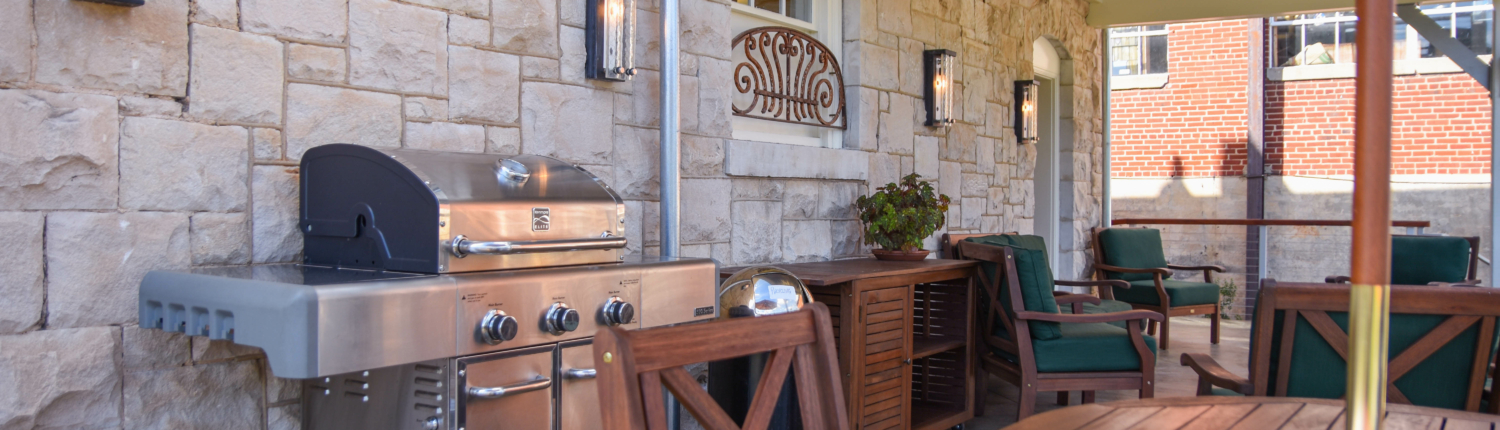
[962,315,1254,429]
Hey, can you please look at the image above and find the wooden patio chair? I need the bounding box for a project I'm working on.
[1181,279,1500,413]
[593,303,849,430]
[1325,235,1482,287]
[942,233,1135,319]
[957,237,1163,420]
[1090,227,1225,350]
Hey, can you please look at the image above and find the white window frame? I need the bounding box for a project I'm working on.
[1108,25,1169,78]
[1270,2,1494,69]
[729,0,843,148]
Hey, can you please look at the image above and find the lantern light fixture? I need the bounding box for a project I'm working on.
[923,49,958,127]
[586,0,636,81]
[1015,80,1039,144]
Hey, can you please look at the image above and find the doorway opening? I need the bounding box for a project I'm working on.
[1031,37,1079,279]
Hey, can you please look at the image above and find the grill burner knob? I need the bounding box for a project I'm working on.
[602,297,634,326]
[546,303,581,334]
[479,310,519,345]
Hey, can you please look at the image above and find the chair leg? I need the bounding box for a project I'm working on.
[1147,320,1158,336]
[1082,391,1096,404]
[1056,391,1069,405]
[1211,305,1222,344]
[974,368,988,417]
[1017,383,1038,420]
[1159,316,1171,350]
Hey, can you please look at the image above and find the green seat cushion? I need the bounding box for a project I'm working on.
[990,322,1158,373]
[1098,228,1172,282]
[964,235,1061,340]
[1391,236,1471,285]
[1208,387,1246,397]
[1115,279,1219,307]
[1067,299,1137,329]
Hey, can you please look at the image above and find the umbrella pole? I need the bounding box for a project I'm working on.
[1348,0,1395,427]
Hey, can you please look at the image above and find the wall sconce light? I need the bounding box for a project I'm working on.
[586,0,635,81]
[1015,80,1039,144]
[923,49,957,127]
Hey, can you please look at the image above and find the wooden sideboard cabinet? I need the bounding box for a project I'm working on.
[721,259,978,430]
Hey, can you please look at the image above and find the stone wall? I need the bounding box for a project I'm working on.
[0,0,1102,427]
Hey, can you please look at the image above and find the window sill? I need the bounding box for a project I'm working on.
[724,139,869,180]
[1269,56,1495,81]
[1110,73,1168,90]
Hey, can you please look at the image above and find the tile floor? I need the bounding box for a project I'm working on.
[961,316,1253,429]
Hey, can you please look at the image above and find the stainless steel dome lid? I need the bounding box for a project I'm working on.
[717,266,813,319]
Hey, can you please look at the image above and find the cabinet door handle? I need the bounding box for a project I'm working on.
[467,376,551,399]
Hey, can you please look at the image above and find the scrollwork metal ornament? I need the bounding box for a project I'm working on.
[730,27,847,129]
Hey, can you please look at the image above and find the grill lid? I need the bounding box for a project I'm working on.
[299,144,626,273]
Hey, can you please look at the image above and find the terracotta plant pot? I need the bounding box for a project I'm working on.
[872,249,931,261]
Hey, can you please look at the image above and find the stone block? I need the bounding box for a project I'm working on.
[681,136,723,177]
[945,202,960,231]
[859,43,898,91]
[254,129,283,161]
[243,0,347,43]
[914,135,939,180]
[961,197,984,229]
[492,0,559,56]
[612,126,658,199]
[123,324,190,370]
[938,161,961,200]
[192,337,264,363]
[287,43,347,82]
[122,96,185,118]
[982,215,1002,234]
[0,0,32,82]
[285,84,403,160]
[681,179,731,243]
[0,327,122,429]
[868,152,901,190]
[559,0,585,27]
[680,0,730,58]
[192,0,238,28]
[642,201,660,247]
[987,188,1007,215]
[451,14,492,46]
[831,220,867,257]
[698,58,734,137]
[124,361,263,429]
[351,0,448,95]
[120,117,249,212]
[879,95,915,155]
[487,126,522,154]
[47,212,190,328]
[944,123,977,163]
[962,173,988,198]
[265,360,300,403]
[0,90,120,211]
[36,0,189,96]
[977,136,995,174]
[898,38,924,95]
[268,404,300,430]
[723,140,868,180]
[819,182,859,219]
[191,212,251,265]
[632,8,662,71]
[782,181,818,220]
[963,66,989,124]
[844,87,879,151]
[731,179,784,200]
[782,220,832,262]
[406,0,488,15]
[406,121,486,152]
[253,166,302,263]
[0,212,43,334]
[877,0,911,35]
[522,56,560,80]
[731,201,782,264]
[681,75,701,133]
[405,97,449,121]
[451,47,522,124]
[617,70,661,126]
[623,200,645,255]
[521,82,614,164]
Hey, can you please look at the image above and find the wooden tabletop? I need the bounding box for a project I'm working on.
[1009,396,1500,430]
[718,258,977,286]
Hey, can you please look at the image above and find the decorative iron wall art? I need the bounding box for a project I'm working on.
[730,27,847,129]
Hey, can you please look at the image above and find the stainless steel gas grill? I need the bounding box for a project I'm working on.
[137,144,718,430]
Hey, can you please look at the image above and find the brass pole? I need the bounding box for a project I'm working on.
[1349,0,1394,427]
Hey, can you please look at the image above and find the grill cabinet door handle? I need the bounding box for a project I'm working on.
[564,368,597,380]
[467,376,552,399]
[450,233,627,257]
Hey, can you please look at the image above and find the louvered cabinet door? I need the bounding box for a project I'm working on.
[855,286,911,430]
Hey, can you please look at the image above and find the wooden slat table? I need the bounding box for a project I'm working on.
[1009,396,1500,429]
[720,259,978,430]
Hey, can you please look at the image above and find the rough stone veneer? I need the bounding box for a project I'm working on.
[0,0,1103,427]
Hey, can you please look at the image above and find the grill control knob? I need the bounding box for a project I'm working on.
[602,297,635,326]
[545,303,581,334]
[479,310,519,345]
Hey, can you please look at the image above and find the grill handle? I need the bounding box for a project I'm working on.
[467,376,552,399]
[450,233,626,257]
[564,368,597,380]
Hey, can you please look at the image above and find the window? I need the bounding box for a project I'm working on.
[730,0,842,147]
[1109,25,1168,76]
[1272,1,1493,67]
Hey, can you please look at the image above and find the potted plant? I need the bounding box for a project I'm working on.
[854,173,952,261]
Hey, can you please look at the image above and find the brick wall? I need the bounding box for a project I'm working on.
[1110,20,1251,177]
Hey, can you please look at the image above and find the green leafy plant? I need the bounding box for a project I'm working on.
[854,174,952,252]
[1218,279,1239,320]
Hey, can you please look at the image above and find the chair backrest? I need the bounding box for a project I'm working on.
[1390,235,1480,284]
[1090,227,1171,281]
[940,232,1019,259]
[1246,280,1500,412]
[957,238,1065,354]
[593,303,850,430]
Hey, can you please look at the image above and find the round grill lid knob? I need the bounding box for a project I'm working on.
[496,158,530,185]
[546,303,581,334]
[480,310,519,345]
[603,298,634,326]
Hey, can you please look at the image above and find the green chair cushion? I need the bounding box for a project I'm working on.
[1391,236,1471,285]
[964,235,1061,340]
[1098,228,1172,282]
[991,322,1158,373]
[1065,299,1137,329]
[1115,279,1220,307]
[1209,387,1246,397]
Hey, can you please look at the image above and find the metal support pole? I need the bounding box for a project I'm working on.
[1101,29,1112,227]
[659,0,681,258]
[1348,0,1395,427]
[1492,0,1499,285]
[1258,225,1268,282]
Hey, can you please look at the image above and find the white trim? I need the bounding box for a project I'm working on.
[723,139,868,180]
[1111,73,1169,90]
[729,3,817,34]
[1268,55,1495,81]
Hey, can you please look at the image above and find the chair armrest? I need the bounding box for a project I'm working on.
[1326,275,1351,284]
[1095,263,1171,276]
[1016,309,1163,324]
[1053,293,1102,306]
[1056,279,1131,289]
[1168,264,1225,273]
[1180,353,1254,395]
[1430,280,1483,288]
